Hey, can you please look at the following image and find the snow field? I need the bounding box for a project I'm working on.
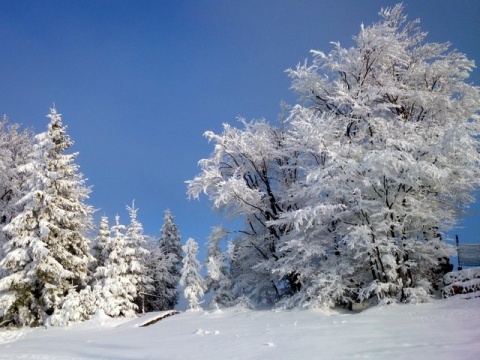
[0,296,479,360]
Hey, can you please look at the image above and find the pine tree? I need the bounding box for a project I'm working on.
[92,216,111,269]
[157,209,182,309]
[0,118,34,268]
[124,202,153,312]
[0,108,94,327]
[205,226,234,309]
[180,238,206,311]
[94,215,137,318]
[146,246,176,311]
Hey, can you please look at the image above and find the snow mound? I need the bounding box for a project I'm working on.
[443,268,480,297]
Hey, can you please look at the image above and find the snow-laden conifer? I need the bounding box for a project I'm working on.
[0,118,34,269]
[94,215,137,317]
[180,238,206,311]
[92,216,111,269]
[157,209,182,309]
[124,202,153,311]
[146,243,177,311]
[0,109,94,326]
[49,285,98,326]
[205,226,234,309]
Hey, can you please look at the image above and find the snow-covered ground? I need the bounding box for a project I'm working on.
[0,297,479,360]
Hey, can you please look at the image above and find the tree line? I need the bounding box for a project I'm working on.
[0,109,196,326]
[1,4,479,327]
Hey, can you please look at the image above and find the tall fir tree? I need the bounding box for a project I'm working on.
[146,246,176,311]
[124,202,153,312]
[0,108,94,327]
[157,209,182,309]
[180,238,206,311]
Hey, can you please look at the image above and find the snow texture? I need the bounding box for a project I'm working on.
[443,268,480,298]
[0,297,478,359]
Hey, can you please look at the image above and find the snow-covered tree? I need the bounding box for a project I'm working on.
[0,108,94,327]
[180,238,206,311]
[157,209,182,309]
[188,4,480,308]
[49,285,98,327]
[0,118,34,265]
[204,226,234,308]
[124,202,153,311]
[280,3,480,304]
[146,246,176,311]
[94,215,137,318]
[92,216,111,269]
[187,118,302,304]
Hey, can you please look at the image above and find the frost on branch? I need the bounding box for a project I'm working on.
[188,4,479,309]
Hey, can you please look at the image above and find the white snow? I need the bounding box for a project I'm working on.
[0,297,479,359]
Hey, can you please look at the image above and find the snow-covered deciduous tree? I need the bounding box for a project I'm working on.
[157,209,182,309]
[204,226,234,309]
[187,119,302,304]
[180,238,206,311]
[0,109,94,327]
[188,4,480,309]
[281,3,480,304]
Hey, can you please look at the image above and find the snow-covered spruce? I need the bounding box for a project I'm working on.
[0,118,34,268]
[93,215,138,318]
[180,238,206,311]
[123,202,154,312]
[92,216,111,270]
[154,209,182,310]
[204,226,235,309]
[0,109,94,327]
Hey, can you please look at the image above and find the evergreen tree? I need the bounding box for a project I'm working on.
[92,216,111,269]
[205,226,234,308]
[146,246,176,311]
[0,109,94,327]
[157,209,182,309]
[0,118,34,267]
[124,202,153,312]
[180,238,206,311]
[94,215,137,317]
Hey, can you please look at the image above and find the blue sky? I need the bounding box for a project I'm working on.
[1,1,479,261]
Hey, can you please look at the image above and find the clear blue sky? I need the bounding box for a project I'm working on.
[1,1,479,259]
